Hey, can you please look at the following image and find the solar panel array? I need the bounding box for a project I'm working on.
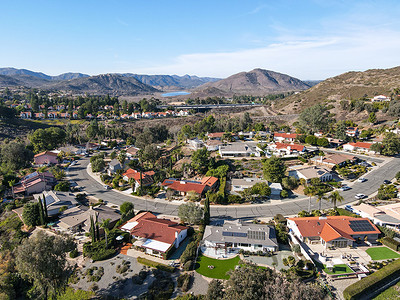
[349,220,375,232]
[222,231,247,237]
[247,230,266,240]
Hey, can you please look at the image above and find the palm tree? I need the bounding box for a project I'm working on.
[327,191,344,210]
[99,218,111,248]
[316,190,326,211]
[304,185,317,213]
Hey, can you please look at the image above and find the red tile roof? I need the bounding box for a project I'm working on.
[130,213,188,246]
[200,176,219,187]
[123,169,154,185]
[275,143,305,151]
[207,132,225,138]
[348,142,373,149]
[34,151,58,158]
[288,216,380,242]
[162,179,207,194]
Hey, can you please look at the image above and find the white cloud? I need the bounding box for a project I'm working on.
[133,27,400,80]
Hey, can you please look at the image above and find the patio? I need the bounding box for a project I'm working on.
[200,245,239,259]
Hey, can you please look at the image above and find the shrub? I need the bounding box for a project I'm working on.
[382,237,400,251]
[69,249,79,258]
[183,260,193,271]
[83,240,116,261]
[132,275,144,285]
[280,190,289,198]
[343,258,400,300]
[89,283,98,292]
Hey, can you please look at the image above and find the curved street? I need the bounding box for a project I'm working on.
[67,156,400,220]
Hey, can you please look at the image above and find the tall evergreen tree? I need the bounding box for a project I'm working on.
[43,195,48,219]
[95,214,100,241]
[90,215,96,242]
[204,196,210,225]
[38,196,45,225]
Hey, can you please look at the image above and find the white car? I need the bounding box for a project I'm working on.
[355,193,366,200]
[340,186,351,191]
[358,178,367,182]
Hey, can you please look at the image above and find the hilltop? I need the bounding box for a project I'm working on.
[277,66,400,114]
[193,68,310,96]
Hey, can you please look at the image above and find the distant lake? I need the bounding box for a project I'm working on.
[161,91,191,97]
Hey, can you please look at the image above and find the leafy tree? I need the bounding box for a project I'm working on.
[370,142,383,154]
[139,144,161,167]
[368,112,377,124]
[305,135,318,145]
[206,280,224,300]
[250,182,271,197]
[317,137,329,147]
[334,121,347,140]
[281,177,298,190]
[377,184,398,200]
[298,104,331,133]
[118,152,126,165]
[327,190,344,209]
[120,202,134,215]
[91,157,105,172]
[206,164,229,178]
[263,156,286,183]
[381,132,400,155]
[191,147,210,174]
[29,127,66,152]
[22,203,40,227]
[54,181,70,192]
[16,231,75,300]
[0,141,33,172]
[178,202,203,225]
[204,197,210,225]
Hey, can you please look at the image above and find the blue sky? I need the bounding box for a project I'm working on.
[1,0,400,79]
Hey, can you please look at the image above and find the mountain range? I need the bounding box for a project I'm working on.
[0,67,312,96]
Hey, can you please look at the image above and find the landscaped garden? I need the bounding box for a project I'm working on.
[366,247,400,261]
[195,254,240,279]
[323,264,354,275]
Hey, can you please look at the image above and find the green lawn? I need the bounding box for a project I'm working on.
[373,281,400,300]
[366,247,400,261]
[195,255,240,279]
[323,264,354,275]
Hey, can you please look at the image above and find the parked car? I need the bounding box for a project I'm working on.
[358,177,367,183]
[383,180,391,185]
[340,186,351,191]
[345,205,353,212]
[355,193,367,199]
[104,185,111,190]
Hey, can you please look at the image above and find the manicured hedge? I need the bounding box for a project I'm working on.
[137,257,175,272]
[382,237,400,251]
[343,258,400,300]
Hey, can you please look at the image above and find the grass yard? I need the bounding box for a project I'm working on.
[323,264,354,275]
[366,247,400,261]
[196,255,240,279]
[373,281,400,300]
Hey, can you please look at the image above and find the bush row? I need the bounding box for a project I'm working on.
[136,257,175,273]
[343,258,400,300]
[382,237,400,251]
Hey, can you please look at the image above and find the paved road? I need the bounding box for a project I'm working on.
[68,157,400,220]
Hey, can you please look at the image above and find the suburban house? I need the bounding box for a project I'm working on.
[126,146,140,158]
[56,205,120,234]
[219,143,262,157]
[108,159,123,176]
[207,132,227,140]
[162,176,219,197]
[187,138,204,150]
[267,142,306,156]
[273,132,298,143]
[12,172,56,196]
[328,138,345,148]
[58,145,85,156]
[33,190,78,216]
[20,111,32,119]
[287,216,380,248]
[34,151,59,166]
[121,212,188,259]
[343,142,375,154]
[205,139,223,151]
[310,153,357,168]
[352,203,400,229]
[346,127,359,137]
[230,177,267,193]
[202,220,279,255]
[122,168,155,191]
[76,142,100,151]
[288,165,333,183]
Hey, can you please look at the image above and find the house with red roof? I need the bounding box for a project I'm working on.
[287,216,380,248]
[12,171,56,196]
[207,132,226,140]
[273,132,298,143]
[120,212,188,259]
[34,151,59,166]
[20,111,32,119]
[343,142,375,154]
[267,142,306,156]
[162,176,219,197]
[122,168,155,191]
[346,127,359,137]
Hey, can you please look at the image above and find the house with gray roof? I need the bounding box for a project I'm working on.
[202,220,278,256]
[108,159,123,175]
[219,142,262,158]
[33,190,78,216]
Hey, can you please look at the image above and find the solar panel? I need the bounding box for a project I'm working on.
[247,230,266,240]
[349,220,375,232]
[222,231,247,237]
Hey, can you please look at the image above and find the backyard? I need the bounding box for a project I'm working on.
[196,255,240,279]
[366,247,400,261]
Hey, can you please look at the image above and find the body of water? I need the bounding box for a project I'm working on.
[161,91,191,97]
